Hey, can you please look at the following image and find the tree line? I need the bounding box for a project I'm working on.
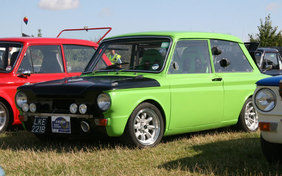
[249,14,282,47]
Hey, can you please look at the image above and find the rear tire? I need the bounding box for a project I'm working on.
[121,102,164,148]
[0,101,11,133]
[236,98,258,132]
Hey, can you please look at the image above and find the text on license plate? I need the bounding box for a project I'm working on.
[31,117,47,134]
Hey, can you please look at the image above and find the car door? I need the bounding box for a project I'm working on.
[167,39,224,130]
[210,39,258,124]
[16,45,68,84]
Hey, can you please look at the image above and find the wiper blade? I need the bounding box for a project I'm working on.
[103,62,129,70]
[0,68,7,72]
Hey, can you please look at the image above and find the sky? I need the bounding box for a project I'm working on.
[1,0,282,42]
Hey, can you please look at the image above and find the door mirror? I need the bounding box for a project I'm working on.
[18,70,31,78]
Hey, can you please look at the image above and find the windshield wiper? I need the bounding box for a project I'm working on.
[0,68,7,72]
[103,62,129,70]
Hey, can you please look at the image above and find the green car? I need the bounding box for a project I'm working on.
[16,32,268,147]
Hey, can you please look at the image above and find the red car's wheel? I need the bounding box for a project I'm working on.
[0,101,11,133]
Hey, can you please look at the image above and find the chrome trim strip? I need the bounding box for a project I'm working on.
[24,112,93,119]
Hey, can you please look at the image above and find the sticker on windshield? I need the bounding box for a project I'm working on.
[5,66,11,71]
[152,64,159,70]
[161,42,169,48]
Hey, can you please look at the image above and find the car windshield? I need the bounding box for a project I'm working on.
[85,37,171,73]
[0,42,22,72]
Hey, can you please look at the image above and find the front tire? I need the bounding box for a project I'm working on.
[121,102,164,148]
[236,98,258,132]
[261,136,282,164]
[0,101,11,133]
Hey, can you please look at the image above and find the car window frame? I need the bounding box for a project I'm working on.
[210,39,254,73]
[62,44,96,73]
[18,44,65,74]
[168,39,213,74]
[83,36,173,74]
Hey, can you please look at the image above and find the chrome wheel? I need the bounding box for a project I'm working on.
[244,101,258,131]
[0,102,8,132]
[133,108,161,146]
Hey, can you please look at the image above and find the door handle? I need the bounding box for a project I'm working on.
[212,78,222,81]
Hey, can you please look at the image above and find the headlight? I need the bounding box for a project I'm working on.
[69,103,78,114]
[22,103,29,112]
[79,104,87,114]
[30,103,36,113]
[16,91,27,108]
[97,93,111,111]
[255,88,276,112]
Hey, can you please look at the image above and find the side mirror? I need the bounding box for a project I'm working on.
[18,70,31,78]
[212,47,222,56]
[219,58,230,67]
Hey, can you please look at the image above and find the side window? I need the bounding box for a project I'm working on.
[63,45,96,72]
[169,40,211,74]
[18,48,33,73]
[211,40,253,72]
[263,53,279,69]
[18,45,64,74]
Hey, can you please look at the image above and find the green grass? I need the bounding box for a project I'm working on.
[0,129,281,176]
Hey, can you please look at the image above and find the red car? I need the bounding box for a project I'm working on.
[0,27,111,133]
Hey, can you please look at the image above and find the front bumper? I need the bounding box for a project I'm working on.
[22,112,128,137]
[23,112,107,136]
[259,114,282,144]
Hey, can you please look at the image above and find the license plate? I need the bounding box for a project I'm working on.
[51,116,71,134]
[31,117,47,134]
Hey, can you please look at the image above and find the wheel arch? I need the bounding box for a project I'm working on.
[0,96,14,124]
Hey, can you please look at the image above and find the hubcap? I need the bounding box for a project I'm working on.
[133,108,160,146]
[244,101,258,131]
[0,103,7,131]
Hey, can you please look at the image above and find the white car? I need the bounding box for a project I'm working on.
[253,76,282,163]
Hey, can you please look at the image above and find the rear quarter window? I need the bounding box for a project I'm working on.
[211,40,253,73]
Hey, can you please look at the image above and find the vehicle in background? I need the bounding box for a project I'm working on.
[254,48,282,76]
[253,76,282,163]
[0,27,111,133]
[16,32,268,148]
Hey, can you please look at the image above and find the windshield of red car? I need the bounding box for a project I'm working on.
[85,37,171,73]
[0,43,22,72]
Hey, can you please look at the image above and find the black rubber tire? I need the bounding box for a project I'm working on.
[121,102,164,148]
[236,98,258,132]
[261,135,282,164]
[0,101,12,133]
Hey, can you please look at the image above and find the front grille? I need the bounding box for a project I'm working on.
[52,99,74,113]
[31,97,102,118]
[35,99,75,113]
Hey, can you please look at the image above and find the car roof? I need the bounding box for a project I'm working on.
[0,37,98,46]
[257,47,279,53]
[105,31,243,43]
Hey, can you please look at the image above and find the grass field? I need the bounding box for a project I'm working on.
[0,128,281,176]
